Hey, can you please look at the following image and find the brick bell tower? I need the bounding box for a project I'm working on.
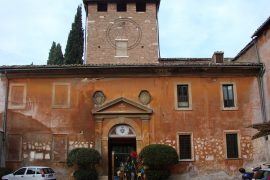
[83,0,160,64]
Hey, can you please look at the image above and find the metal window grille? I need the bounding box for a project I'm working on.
[226,133,239,158]
[179,135,192,159]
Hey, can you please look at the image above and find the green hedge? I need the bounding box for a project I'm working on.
[140,144,178,169]
[139,144,178,180]
[0,167,12,178]
[67,148,101,180]
[73,169,98,180]
[145,169,170,180]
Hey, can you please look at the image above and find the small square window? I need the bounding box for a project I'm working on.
[225,133,239,159]
[177,84,189,108]
[136,2,146,12]
[117,2,127,12]
[222,84,235,108]
[97,2,107,12]
[115,40,128,57]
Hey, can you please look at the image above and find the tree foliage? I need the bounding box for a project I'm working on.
[64,5,84,64]
[67,148,101,180]
[47,42,64,65]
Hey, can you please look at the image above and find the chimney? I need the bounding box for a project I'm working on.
[212,51,224,63]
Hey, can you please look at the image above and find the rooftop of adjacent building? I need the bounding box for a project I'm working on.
[234,16,270,61]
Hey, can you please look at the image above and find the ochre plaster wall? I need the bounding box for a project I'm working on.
[4,75,261,179]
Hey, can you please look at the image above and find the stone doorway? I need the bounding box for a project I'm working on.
[108,125,136,180]
[108,137,136,180]
[92,97,153,178]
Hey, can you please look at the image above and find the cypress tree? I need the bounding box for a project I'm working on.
[55,43,64,65]
[47,42,56,65]
[47,42,64,65]
[65,6,84,64]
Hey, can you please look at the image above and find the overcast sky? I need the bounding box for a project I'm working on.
[0,0,269,65]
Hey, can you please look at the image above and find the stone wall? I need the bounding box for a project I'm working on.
[86,3,159,64]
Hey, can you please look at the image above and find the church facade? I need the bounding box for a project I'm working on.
[0,0,269,179]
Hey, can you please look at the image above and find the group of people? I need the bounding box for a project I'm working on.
[116,152,145,180]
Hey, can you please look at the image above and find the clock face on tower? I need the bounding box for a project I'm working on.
[106,18,142,49]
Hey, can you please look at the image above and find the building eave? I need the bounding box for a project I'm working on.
[0,63,263,79]
[252,16,270,38]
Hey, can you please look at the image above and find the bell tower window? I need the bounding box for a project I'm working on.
[136,2,146,12]
[117,2,127,12]
[97,2,107,12]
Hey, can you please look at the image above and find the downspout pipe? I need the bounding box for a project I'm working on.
[3,71,9,141]
[254,37,267,123]
[1,71,9,167]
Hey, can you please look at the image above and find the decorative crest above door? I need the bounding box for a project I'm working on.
[92,97,153,120]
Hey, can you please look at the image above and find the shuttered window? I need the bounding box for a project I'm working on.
[179,134,192,160]
[226,133,239,159]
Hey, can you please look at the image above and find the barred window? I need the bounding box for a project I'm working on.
[226,133,239,159]
[179,134,192,160]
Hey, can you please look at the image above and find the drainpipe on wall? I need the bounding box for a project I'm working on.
[1,71,9,167]
[254,37,267,123]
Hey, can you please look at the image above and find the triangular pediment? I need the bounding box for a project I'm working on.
[92,97,153,116]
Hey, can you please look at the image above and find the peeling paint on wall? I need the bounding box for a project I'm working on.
[69,141,94,150]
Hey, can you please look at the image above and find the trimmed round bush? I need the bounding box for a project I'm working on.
[67,148,101,168]
[74,169,98,180]
[67,148,101,180]
[140,144,178,180]
[76,148,101,169]
[145,169,170,180]
[67,148,81,167]
[0,167,12,178]
[140,144,178,169]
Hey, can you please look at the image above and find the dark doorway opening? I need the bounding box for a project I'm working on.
[108,137,136,180]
